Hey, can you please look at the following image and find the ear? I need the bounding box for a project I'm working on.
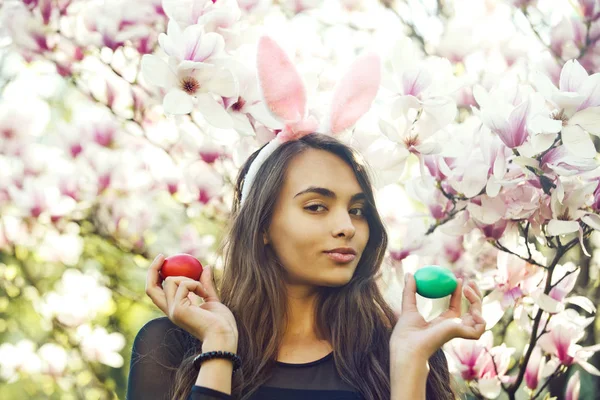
[328,52,381,134]
[256,36,307,123]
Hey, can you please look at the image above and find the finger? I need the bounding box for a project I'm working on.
[199,266,220,302]
[438,317,485,342]
[464,284,482,316]
[145,254,167,313]
[401,273,418,312]
[467,280,483,299]
[175,280,209,304]
[447,278,463,315]
[163,276,198,305]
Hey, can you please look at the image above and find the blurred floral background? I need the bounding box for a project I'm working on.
[0,0,599,399]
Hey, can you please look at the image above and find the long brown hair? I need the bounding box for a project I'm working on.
[170,133,456,400]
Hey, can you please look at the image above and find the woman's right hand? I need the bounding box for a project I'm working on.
[145,254,238,348]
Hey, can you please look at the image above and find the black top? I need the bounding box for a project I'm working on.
[126,317,364,400]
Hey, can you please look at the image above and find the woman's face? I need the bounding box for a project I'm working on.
[264,149,370,288]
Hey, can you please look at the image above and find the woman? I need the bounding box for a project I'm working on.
[126,132,486,400]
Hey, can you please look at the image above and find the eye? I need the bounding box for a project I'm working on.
[351,207,366,217]
[304,204,367,217]
[304,204,326,212]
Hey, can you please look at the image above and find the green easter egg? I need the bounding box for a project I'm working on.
[414,265,457,299]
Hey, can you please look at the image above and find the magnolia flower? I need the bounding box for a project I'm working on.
[0,340,42,381]
[141,56,237,125]
[474,83,561,149]
[532,262,596,315]
[531,60,600,158]
[79,0,155,51]
[158,20,225,63]
[546,180,597,253]
[39,269,113,327]
[538,315,600,376]
[75,325,126,368]
[445,331,515,399]
[481,251,544,328]
[540,146,598,177]
[38,343,68,377]
[162,0,215,28]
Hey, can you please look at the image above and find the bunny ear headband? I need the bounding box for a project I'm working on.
[239,35,381,206]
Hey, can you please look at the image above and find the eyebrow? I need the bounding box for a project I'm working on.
[294,186,366,203]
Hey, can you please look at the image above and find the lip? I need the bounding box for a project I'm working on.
[326,252,356,263]
[324,247,357,255]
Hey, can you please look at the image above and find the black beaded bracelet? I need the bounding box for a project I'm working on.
[193,350,242,373]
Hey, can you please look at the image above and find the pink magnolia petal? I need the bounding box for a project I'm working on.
[577,74,600,111]
[481,109,511,146]
[507,100,531,147]
[402,65,431,97]
[565,371,580,400]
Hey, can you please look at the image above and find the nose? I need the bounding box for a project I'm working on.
[332,209,356,238]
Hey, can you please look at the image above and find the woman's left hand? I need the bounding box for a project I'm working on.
[390,273,486,362]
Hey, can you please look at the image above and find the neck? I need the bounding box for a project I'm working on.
[282,284,323,344]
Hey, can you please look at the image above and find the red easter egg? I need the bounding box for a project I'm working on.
[160,254,203,281]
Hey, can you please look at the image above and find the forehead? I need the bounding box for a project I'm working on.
[282,149,363,195]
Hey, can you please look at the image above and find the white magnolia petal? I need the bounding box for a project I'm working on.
[467,202,502,225]
[569,106,600,136]
[163,89,194,114]
[472,84,490,108]
[582,213,600,231]
[246,103,284,129]
[566,296,597,313]
[542,358,560,377]
[547,219,580,236]
[561,125,596,158]
[195,93,234,129]
[486,177,502,198]
[413,141,441,154]
[230,112,255,136]
[528,115,563,134]
[478,377,502,399]
[534,292,564,314]
[481,292,505,330]
[390,96,421,119]
[378,118,401,142]
[577,360,600,376]
[530,70,559,100]
[560,60,588,92]
[459,164,489,198]
[141,55,177,88]
[203,68,237,97]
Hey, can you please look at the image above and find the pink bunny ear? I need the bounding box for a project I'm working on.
[256,36,307,123]
[329,53,381,134]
